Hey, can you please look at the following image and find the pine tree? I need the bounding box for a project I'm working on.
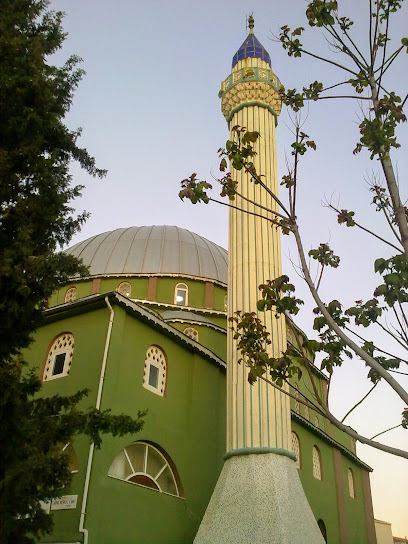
[0,2,145,541]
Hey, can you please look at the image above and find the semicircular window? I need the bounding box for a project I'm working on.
[183,327,199,342]
[108,441,183,497]
[64,286,77,303]
[117,281,132,297]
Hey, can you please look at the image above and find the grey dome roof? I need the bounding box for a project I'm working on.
[66,226,228,284]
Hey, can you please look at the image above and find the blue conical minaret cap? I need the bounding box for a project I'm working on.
[232,15,271,68]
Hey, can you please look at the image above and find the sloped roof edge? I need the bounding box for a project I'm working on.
[43,292,226,370]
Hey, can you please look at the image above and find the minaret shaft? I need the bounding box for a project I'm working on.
[227,104,290,451]
[194,23,325,542]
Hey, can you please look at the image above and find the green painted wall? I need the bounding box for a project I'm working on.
[342,458,371,543]
[213,284,227,312]
[168,323,227,360]
[99,277,149,300]
[27,294,372,544]
[292,420,342,543]
[31,303,226,544]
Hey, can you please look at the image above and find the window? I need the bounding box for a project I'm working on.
[291,431,301,469]
[143,346,167,396]
[348,468,356,498]
[183,327,199,342]
[174,283,188,306]
[62,443,79,473]
[224,294,228,312]
[303,404,310,420]
[314,415,319,428]
[317,519,327,543]
[64,286,77,303]
[312,446,323,480]
[293,382,300,414]
[117,281,132,297]
[108,441,183,497]
[43,333,74,381]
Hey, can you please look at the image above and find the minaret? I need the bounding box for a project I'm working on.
[194,18,325,543]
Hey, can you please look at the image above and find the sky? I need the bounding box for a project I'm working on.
[50,0,408,536]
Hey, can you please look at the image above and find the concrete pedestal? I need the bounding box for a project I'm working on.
[194,449,325,544]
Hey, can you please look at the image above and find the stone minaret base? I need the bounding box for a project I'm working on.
[194,450,325,544]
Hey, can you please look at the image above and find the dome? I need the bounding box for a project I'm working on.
[232,16,271,68]
[66,226,228,284]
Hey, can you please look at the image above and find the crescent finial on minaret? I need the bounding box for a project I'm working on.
[248,14,254,32]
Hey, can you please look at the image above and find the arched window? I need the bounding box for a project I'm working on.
[224,294,228,312]
[143,346,167,396]
[314,415,319,428]
[117,281,132,297]
[62,443,79,473]
[293,382,300,414]
[303,404,310,420]
[312,446,323,480]
[183,327,199,342]
[291,431,301,469]
[43,333,74,381]
[317,519,327,543]
[174,283,188,306]
[108,441,183,497]
[64,286,77,303]
[348,468,356,498]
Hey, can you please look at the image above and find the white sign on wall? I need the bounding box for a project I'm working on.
[50,495,78,510]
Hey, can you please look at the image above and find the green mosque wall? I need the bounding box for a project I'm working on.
[292,420,342,543]
[29,303,226,544]
[168,322,227,360]
[25,290,372,543]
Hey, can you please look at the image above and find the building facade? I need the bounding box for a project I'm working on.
[26,21,376,544]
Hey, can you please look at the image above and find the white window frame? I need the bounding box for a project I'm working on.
[43,333,74,381]
[143,346,167,396]
[174,283,188,306]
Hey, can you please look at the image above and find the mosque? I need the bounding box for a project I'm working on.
[30,18,377,544]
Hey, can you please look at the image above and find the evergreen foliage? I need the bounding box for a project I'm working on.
[0,2,145,541]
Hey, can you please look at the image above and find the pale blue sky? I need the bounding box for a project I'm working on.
[50,0,408,535]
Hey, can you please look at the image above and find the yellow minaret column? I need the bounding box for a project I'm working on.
[194,18,325,543]
[222,17,290,453]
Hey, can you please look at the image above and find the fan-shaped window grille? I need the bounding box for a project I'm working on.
[348,468,356,498]
[303,404,310,420]
[174,283,188,306]
[183,327,199,342]
[108,441,183,497]
[62,443,79,473]
[64,287,77,303]
[117,281,132,297]
[43,333,74,381]
[143,346,167,396]
[314,415,319,428]
[291,432,301,469]
[312,446,323,480]
[293,382,300,414]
